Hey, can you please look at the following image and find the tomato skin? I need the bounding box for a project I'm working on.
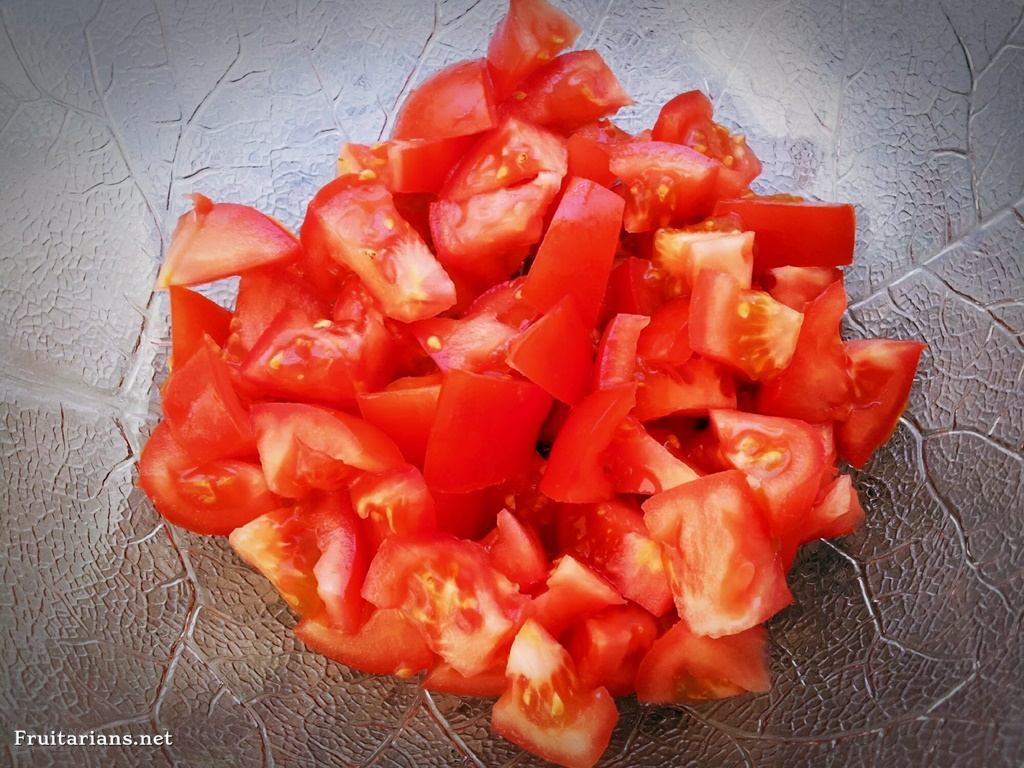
[356,375,441,467]
[713,198,856,269]
[764,265,843,311]
[422,662,507,698]
[139,421,279,536]
[636,299,693,366]
[349,465,437,547]
[643,470,792,637]
[593,313,649,390]
[507,297,593,404]
[392,59,498,140]
[486,0,582,101]
[157,194,302,288]
[251,403,406,498]
[295,608,436,678]
[635,621,770,704]
[486,509,550,591]
[568,605,658,696]
[161,338,256,463]
[493,620,618,768]
[541,383,636,503]
[301,176,456,322]
[837,339,926,468]
[424,370,553,493]
[653,229,753,296]
[528,555,625,638]
[337,135,476,195]
[609,141,719,232]
[756,280,852,423]
[362,535,527,676]
[503,50,632,134]
[604,417,701,495]
[168,287,232,369]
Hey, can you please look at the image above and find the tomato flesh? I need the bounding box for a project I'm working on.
[486,509,549,591]
[357,375,441,467]
[593,313,649,390]
[487,0,582,101]
[528,555,625,638]
[295,608,435,677]
[168,287,232,369]
[392,59,497,140]
[568,605,657,696]
[507,297,593,404]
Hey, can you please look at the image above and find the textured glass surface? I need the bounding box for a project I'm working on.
[1,0,1022,765]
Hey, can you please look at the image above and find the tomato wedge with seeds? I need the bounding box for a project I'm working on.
[652,229,753,296]
[226,266,326,359]
[635,621,770,704]
[168,287,232,369]
[307,493,371,632]
[337,135,476,195]
[362,535,527,677]
[349,465,437,548]
[493,619,618,768]
[392,59,497,140]
[157,194,302,288]
[507,297,593,404]
[411,312,519,374]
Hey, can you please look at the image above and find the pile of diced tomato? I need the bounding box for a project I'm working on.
[139,1,926,765]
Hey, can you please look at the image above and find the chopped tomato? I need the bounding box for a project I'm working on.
[493,619,618,768]
[653,229,753,296]
[713,198,856,269]
[349,465,437,546]
[636,299,693,366]
[139,422,278,535]
[609,141,719,232]
[295,608,436,677]
[424,370,553,492]
[356,374,441,467]
[593,313,649,390]
[635,621,770,703]
[803,474,865,542]
[392,59,497,140]
[485,509,549,591]
[362,535,527,676]
[557,498,674,617]
[521,177,625,327]
[643,470,791,636]
[634,357,737,421]
[161,337,255,463]
[168,287,232,369]
[306,492,371,631]
[302,176,456,321]
[507,297,593,404]
[651,90,713,145]
[157,194,302,288]
[411,312,519,373]
[568,605,657,696]
[503,50,631,134]
[837,339,926,468]
[422,662,508,698]
[566,119,632,187]
[434,488,496,540]
[486,0,581,101]
[689,270,804,380]
[463,276,540,329]
[541,383,636,503]
[337,135,476,194]
[604,417,700,495]
[226,266,326,358]
[757,280,852,423]
[528,555,625,638]
[600,256,663,320]
[764,265,843,311]
[251,403,405,498]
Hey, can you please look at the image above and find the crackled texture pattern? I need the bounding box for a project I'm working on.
[1,0,1022,766]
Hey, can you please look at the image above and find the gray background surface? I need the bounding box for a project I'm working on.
[1,0,1022,765]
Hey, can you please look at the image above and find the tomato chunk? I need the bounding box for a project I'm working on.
[357,375,441,467]
[485,509,549,591]
[349,465,437,546]
[493,620,618,768]
[653,229,753,296]
[600,256,663,321]
[635,622,770,703]
[635,357,738,421]
[837,339,926,468]
[486,0,582,100]
[593,313,649,390]
[804,474,865,543]
[422,662,508,698]
[337,135,476,194]
[568,605,657,696]
[507,297,593,404]
[411,312,519,374]
[157,194,302,288]
[168,287,232,369]
[226,267,326,358]
[528,555,625,638]
[362,535,527,676]
[392,59,497,140]
[643,470,791,636]
[636,299,693,366]
[764,265,843,311]
[604,417,700,495]
[295,608,435,677]
[309,493,371,631]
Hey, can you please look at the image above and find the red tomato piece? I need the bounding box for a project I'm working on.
[349,464,437,547]
[337,135,476,194]
[356,374,441,467]
[251,403,405,498]
[635,621,770,703]
[634,357,738,421]
[713,198,856,269]
[392,59,497,140]
[295,608,436,678]
[168,287,232,369]
[362,535,527,676]
[689,270,804,381]
[593,313,649,390]
[226,267,326,358]
[486,0,582,101]
[157,194,302,288]
[609,141,719,232]
[528,555,625,638]
[493,620,618,768]
[503,50,632,134]
[422,662,508,698]
[604,417,701,495]
[651,90,713,145]
[411,312,519,374]
[485,509,550,591]
[507,298,593,404]
[568,605,658,696]
[306,493,371,632]
[301,177,456,322]
[803,474,865,542]
[521,177,625,327]
[463,276,540,329]
[161,338,255,463]
[139,421,278,536]
[557,498,674,617]
[643,470,792,636]
[709,409,825,551]
[541,383,636,503]
[566,119,632,187]
[434,488,496,540]
[757,280,853,423]
[764,265,843,311]
[600,256,663,321]
[653,229,753,296]
[636,299,693,366]
[424,370,553,493]
[837,339,926,468]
